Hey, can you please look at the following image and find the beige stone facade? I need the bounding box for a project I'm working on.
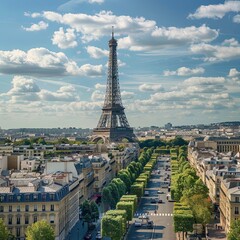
[0,172,80,240]
[219,178,240,232]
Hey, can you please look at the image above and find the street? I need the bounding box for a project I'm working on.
[126,156,176,240]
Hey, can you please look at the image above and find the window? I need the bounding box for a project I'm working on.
[0,195,4,202]
[16,227,20,237]
[25,195,30,201]
[235,207,239,215]
[17,216,21,224]
[33,216,37,223]
[33,194,38,201]
[8,216,12,225]
[0,206,3,212]
[25,205,29,212]
[50,205,54,211]
[16,206,20,212]
[34,205,37,211]
[8,195,13,201]
[50,215,55,224]
[236,197,239,203]
[50,194,55,201]
[42,205,45,212]
[9,206,12,212]
[42,194,46,201]
[25,216,29,224]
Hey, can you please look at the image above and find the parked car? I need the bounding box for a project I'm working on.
[158,199,163,203]
[147,220,154,228]
[134,220,142,227]
[96,231,102,240]
[144,190,149,196]
[151,198,157,203]
[138,214,149,220]
[84,233,92,240]
[157,190,164,194]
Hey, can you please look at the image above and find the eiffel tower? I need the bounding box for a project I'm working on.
[92,28,136,143]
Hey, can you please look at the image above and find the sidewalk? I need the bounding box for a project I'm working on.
[206,211,226,240]
[207,223,226,240]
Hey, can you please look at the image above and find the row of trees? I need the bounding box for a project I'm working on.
[139,136,188,148]
[102,148,154,210]
[1,137,89,146]
[0,219,54,240]
[171,147,212,239]
[101,149,158,240]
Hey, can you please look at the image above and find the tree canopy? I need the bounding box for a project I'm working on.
[0,219,10,240]
[26,220,55,240]
[228,219,240,240]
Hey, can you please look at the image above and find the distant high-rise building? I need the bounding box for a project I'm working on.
[92,29,136,143]
[165,122,173,130]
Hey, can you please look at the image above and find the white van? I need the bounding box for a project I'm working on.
[134,220,142,227]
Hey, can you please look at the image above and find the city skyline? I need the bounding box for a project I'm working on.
[0,0,240,129]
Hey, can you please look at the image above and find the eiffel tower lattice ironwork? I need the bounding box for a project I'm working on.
[92,29,136,143]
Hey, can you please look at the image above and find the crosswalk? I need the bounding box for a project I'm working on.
[135,213,173,217]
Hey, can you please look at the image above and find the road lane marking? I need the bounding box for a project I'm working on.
[134,213,173,217]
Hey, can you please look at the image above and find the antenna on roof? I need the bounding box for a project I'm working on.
[112,26,114,38]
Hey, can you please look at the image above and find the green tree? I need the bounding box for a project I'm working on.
[0,219,10,240]
[181,194,212,232]
[81,200,99,225]
[26,220,55,240]
[116,201,134,222]
[170,136,188,147]
[117,171,132,193]
[109,182,120,206]
[102,215,123,240]
[37,138,46,145]
[102,186,115,209]
[90,201,99,221]
[57,138,70,144]
[111,178,126,197]
[174,213,194,240]
[228,219,240,240]
[130,183,144,198]
[106,210,127,234]
[4,139,12,144]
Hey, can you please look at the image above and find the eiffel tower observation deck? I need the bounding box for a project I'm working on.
[92,28,136,143]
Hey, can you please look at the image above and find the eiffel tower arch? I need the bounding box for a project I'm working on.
[92,29,136,143]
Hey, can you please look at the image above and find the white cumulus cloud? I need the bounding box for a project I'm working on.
[121,91,135,99]
[89,0,104,3]
[86,46,108,58]
[52,28,78,49]
[22,21,48,31]
[95,83,105,89]
[190,38,240,62]
[139,84,164,92]
[118,25,218,51]
[28,11,218,52]
[91,90,105,101]
[8,76,40,95]
[5,76,80,103]
[183,77,225,86]
[233,14,240,23]
[188,1,240,19]
[0,48,104,77]
[229,68,240,77]
[163,67,205,76]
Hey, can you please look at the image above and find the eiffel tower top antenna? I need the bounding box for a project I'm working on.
[112,26,114,38]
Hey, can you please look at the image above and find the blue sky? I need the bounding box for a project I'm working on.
[0,0,240,129]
